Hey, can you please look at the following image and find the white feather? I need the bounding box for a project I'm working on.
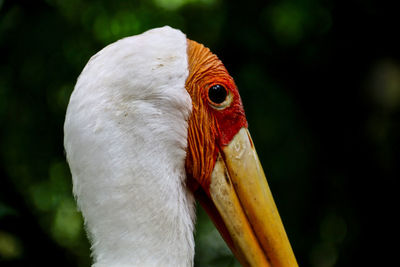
[64,26,196,267]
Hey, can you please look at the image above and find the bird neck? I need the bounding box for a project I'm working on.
[88,162,196,267]
[64,26,196,266]
[69,108,196,266]
[66,85,196,267]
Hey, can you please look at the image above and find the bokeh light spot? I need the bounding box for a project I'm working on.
[369,59,400,110]
[0,231,22,260]
[320,214,347,244]
[310,242,338,267]
[51,198,83,248]
[268,3,305,45]
[30,182,59,212]
[153,0,216,10]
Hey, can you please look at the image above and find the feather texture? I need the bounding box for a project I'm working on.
[64,26,195,267]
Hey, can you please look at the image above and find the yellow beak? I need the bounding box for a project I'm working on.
[206,128,297,267]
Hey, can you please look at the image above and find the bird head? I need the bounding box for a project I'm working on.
[184,40,296,267]
[64,26,296,267]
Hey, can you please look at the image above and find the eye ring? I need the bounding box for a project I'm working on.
[207,84,232,110]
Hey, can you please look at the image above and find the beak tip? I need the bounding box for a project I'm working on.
[206,128,297,267]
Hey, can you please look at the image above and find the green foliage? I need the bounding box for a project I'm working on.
[1,0,399,266]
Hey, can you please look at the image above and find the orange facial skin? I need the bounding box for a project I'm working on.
[185,39,248,194]
[185,40,298,267]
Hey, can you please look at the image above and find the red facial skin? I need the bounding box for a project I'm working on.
[184,40,248,255]
[185,39,248,194]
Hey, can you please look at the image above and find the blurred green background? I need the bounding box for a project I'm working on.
[0,0,399,266]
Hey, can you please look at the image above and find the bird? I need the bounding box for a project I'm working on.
[64,26,297,267]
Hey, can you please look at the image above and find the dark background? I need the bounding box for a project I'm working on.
[0,0,399,266]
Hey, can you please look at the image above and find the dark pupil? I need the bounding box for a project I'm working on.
[208,84,227,104]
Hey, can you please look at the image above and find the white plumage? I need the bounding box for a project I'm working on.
[65,25,298,267]
[64,27,196,267]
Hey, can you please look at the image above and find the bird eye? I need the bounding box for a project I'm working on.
[208,84,227,104]
[207,84,233,110]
